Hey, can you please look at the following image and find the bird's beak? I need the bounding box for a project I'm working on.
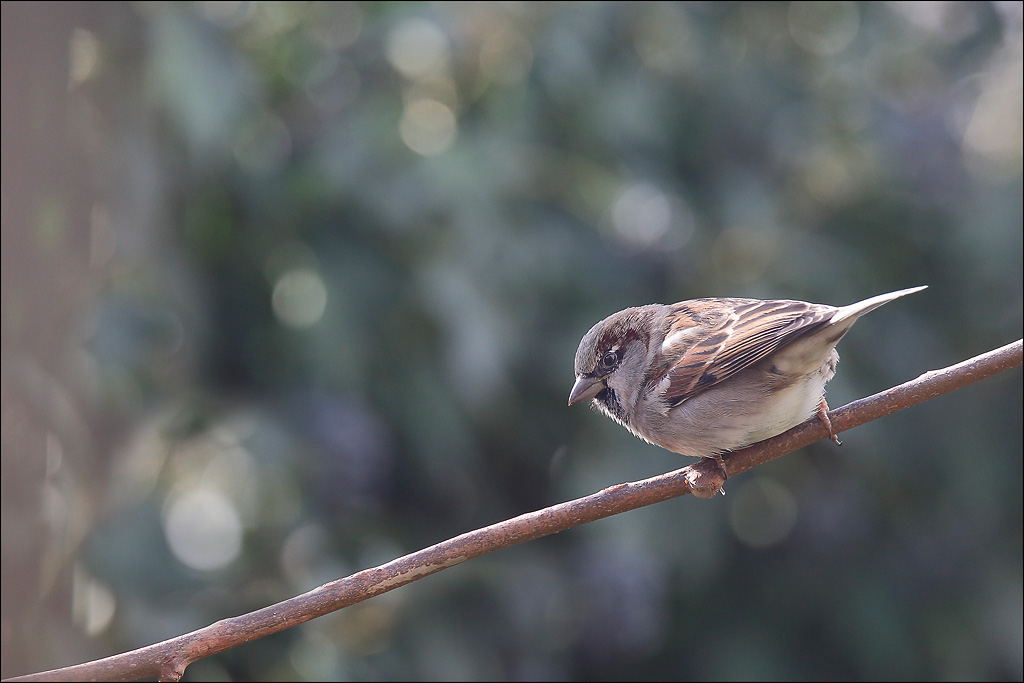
[568,374,604,406]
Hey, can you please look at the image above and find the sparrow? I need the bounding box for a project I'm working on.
[568,286,926,485]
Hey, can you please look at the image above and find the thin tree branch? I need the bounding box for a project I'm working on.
[5,339,1021,682]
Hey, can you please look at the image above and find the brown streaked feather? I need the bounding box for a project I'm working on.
[653,298,836,406]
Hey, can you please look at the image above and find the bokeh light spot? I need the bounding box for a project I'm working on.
[399,98,457,156]
[72,565,116,636]
[962,52,1023,181]
[69,28,100,85]
[272,267,328,329]
[611,182,672,249]
[164,488,243,571]
[730,477,799,548]
[387,18,450,80]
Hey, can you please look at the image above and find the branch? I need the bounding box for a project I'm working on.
[5,339,1021,683]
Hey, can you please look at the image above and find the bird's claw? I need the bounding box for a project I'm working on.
[817,397,842,445]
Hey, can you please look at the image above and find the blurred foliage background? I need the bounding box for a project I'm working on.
[2,2,1021,681]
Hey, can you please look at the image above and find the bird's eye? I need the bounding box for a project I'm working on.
[600,350,619,369]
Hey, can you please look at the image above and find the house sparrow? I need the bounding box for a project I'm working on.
[568,286,926,486]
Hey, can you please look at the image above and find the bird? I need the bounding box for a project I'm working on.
[568,286,926,488]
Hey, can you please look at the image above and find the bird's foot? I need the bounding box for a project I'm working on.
[817,397,842,445]
[685,456,728,498]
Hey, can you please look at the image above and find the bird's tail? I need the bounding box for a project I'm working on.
[831,285,928,325]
